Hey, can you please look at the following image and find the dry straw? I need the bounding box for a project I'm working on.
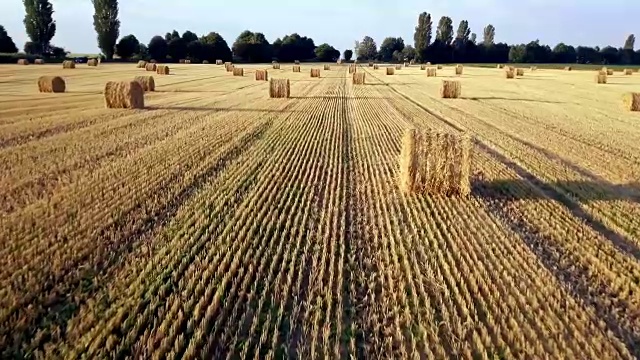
[34,59,45,65]
[426,68,437,77]
[440,80,461,98]
[293,65,301,72]
[156,65,170,75]
[233,67,244,76]
[255,69,268,81]
[88,59,99,67]
[395,64,402,70]
[17,59,29,65]
[137,60,147,68]
[455,65,463,75]
[352,73,365,85]
[373,64,379,70]
[225,62,233,72]
[216,59,223,65]
[420,65,426,70]
[37,76,66,93]
[399,128,472,197]
[104,81,145,109]
[623,93,640,111]
[624,69,633,75]
[310,69,320,78]
[530,66,537,71]
[565,66,572,71]
[595,72,607,84]
[437,65,443,69]
[272,63,280,69]
[426,62,432,65]
[179,59,186,64]
[404,62,409,67]
[63,60,76,69]
[505,68,515,79]
[324,64,330,70]
[368,62,373,67]
[387,67,395,75]
[516,68,524,76]
[294,60,300,64]
[497,64,504,69]
[145,63,157,72]
[269,78,290,98]
[349,65,356,74]
[134,76,155,91]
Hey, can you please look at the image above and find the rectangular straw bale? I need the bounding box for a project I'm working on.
[440,80,461,98]
[386,67,395,75]
[38,76,66,93]
[324,64,330,70]
[17,59,30,65]
[516,68,524,76]
[134,76,156,91]
[437,65,443,69]
[373,64,379,70]
[455,65,463,75]
[63,60,76,69]
[352,73,365,85]
[426,68,437,77]
[395,64,402,70]
[349,65,356,73]
[269,78,290,98]
[623,93,640,111]
[255,69,268,81]
[497,64,504,69]
[530,66,537,71]
[272,63,280,69]
[156,65,170,75]
[399,128,472,197]
[137,60,147,68]
[564,66,572,71]
[233,67,244,76]
[293,65,301,72]
[310,69,320,78]
[104,81,144,109]
[368,62,373,67]
[420,65,426,70]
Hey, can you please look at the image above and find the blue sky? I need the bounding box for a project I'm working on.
[1,0,638,54]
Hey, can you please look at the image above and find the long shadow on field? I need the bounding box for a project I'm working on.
[145,106,296,113]
[463,96,566,104]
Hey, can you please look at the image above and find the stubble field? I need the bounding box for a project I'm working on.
[1,62,640,359]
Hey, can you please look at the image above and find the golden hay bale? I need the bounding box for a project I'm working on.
[352,73,365,85]
[179,59,186,64]
[368,62,373,67]
[399,128,472,196]
[34,59,45,65]
[104,81,144,109]
[395,64,402,70]
[497,64,504,69]
[404,62,409,67]
[225,63,234,72]
[134,76,155,91]
[37,76,66,93]
[216,59,223,65]
[324,64,330,70]
[373,64,379,70]
[595,73,607,84]
[624,69,633,75]
[294,60,300,64]
[17,59,30,65]
[348,65,356,74]
[137,60,147,68]
[310,69,321,78]
[255,69,268,81]
[427,62,432,65]
[455,65,463,75]
[145,63,157,72]
[386,67,395,75]
[272,63,281,69]
[420,65,426,70]
[623,93,640,111]
[564,66,572,71]
[63,60,76,69]
[530,66,537,71]
[269,78,290,98]
[505,69,515,79]
[233,67,244,76]
[607,69,614,75]
[516,68,524,76]
[88,59,99,66]
[437,65,443,69]
[156,65,170,75]
[292,65,301,72]
[426,68,437,77]
[203,60,209,64]
[440,80,461,99]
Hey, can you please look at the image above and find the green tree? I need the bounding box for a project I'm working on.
[92,0,119,59]
[402,45,416,61]
[552,43,576,63]
[470,33,477,44]
[453,20,470,49]
[115,34,139,59]
[200,32,232,61]
[355,36,377,60]
[148,35,168,60]
[624,34,635,50]
[22,0,56,54]
[378,37,405,62]
[508,44,526,63]
[414,12,432,62]
[0,25,18,53]
[436,16,454,44]
[168,37,187,60]
[315,43,340,62]
[343,49,353,61]
[182,30,198,44]
[232,30,271,62]
[483,24,495,46]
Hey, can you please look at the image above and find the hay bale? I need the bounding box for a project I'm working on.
[427,62,432,65]
[386,67,395,75]
[233,67,244,76]
[623,93,640,111]
[272,63,281,69]
[269,78,290,98]
[137,60,147,68]
[310,69,321,78]
[37,76,66,93]
[293,65,301,73]
[420,65,426,70]
[324,64,330,70]
[145,63,157,72]
[395,65,402,70]
[352,73,365,85]
[150,59,157,63]
[179,59,186,64]
[440,80,461,99]
[104,81,144,109]
[516,68,524,76]
[404,62,409,67]
[348,65,356,74]
[134,76,155,91]
[34,59,45,65]
[455,65,463,75]
[497,64,504,69]
[216,59,223,65]
[373,64,379,70]
[368,62,373,67]
[530,66,537,71]
[426,68,437,77]
[564,66,572,71]
[595,73,607,84]
[88,59,99,67]
[505,69,515,79]
[399,128,472,196]
[255,69,268,81]
[437,65,443,70]
[17,59,30,65]
[203,60,209,64]
[294,60,300,65]
[624,69,633,75]
[62,60,76,69]
[156,65,170,75]
[225,63,234,72]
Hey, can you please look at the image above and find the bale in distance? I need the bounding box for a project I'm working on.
[324,64,330,70]
[179,59,186,64]
[348,65,356,74]
[145,63,157,72]
[63,60,76,69]
[565,66,572,71]
[137,60,147,68]
[17,59,30,65]
[368,62,373,67]
[88,59,99,67]
[505,69,515,79]
[233,67,244,76]
[595,73,607,84]
[255,69,268,81]
[455,65,463,75]
[352,73,365,85]
[623,93,640,111]
[497,64,504,69]
[373,64,379,70]
[426,68,437,77]
[310,69,321,78]
[37,76,66,93]
[203,60,209,64]
[440,80,461,99]
[420,65,426,70]
[530,66,537,71]
[427,62,432,65]
[134,76,155,91]
[624,69,633,75]
[226,63,234,72]
[395,64,402,70]
[387,67,395,75]
[437,65,443,70]
[404,62,409,67]
[104,81,145,109]
[269,78,290,98]
[272,63,281,69]
[516,68,524,76]
[399,128,472,197]
[156,65,170,75]
[34,59,45,65]
[216,59,223,65]
[294,60,300,65]
[293,65,301,73]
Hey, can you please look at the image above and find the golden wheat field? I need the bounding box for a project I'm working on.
[1,62,640,359]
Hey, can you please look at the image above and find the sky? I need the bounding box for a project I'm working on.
[1,0,639,54]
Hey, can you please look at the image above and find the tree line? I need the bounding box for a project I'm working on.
[2,1,638,65]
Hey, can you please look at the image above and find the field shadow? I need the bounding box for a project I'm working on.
[463,96,566,104]
[155,90,228,93]
[145,106,295,113]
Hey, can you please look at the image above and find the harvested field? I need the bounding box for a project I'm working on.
[1,63,640,360]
